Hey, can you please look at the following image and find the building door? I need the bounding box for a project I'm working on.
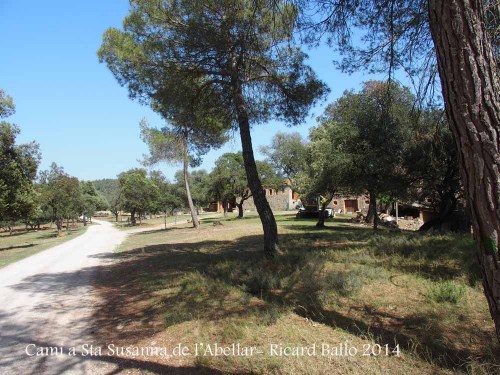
[344,199,358,213]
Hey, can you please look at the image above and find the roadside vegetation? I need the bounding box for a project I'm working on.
[92,213,498,374]
[0,222,89,268]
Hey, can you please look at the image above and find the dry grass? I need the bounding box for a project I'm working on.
[91,214,500,374]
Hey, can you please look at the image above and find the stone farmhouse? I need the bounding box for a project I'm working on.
[208,185,371,215]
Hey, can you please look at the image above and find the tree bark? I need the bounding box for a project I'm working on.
[56,219,63,236]
[223,198,228,217]
[237,201,244,218]
[182,133,200,228]
[429,0,500,340]
[130,208,136,225]
[316,193,334,227]
[366,191,378,230]
[232,76,280,257]
[316,204,328,227]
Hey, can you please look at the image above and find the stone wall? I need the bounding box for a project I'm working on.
[328,195,370,214]
[243,187,297,212]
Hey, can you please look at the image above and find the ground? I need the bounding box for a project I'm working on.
[0,220,127,374]
[0,222,89,268]
[90,212,500,374]
[98,213,193,231]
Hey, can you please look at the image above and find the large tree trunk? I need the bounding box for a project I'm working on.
[429,0,500,340]
[232,77,280,257]
[182,134,200,228]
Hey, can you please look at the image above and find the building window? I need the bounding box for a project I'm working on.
[365,200,370,204]
[333,200,338,205]
[263,189,267,196]
[269,189,273,195]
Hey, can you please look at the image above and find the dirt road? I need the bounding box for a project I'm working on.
[0,220,127,374]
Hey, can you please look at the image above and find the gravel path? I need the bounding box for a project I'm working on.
[0,220,127,374]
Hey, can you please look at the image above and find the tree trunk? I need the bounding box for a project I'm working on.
[316,203,328,227]
[56,219,63,236]
[316,192,335,227]
[429,0,500,340]
[131,208,136,225]
[223,198,228,217]
[232,76,280,257]
[115,211,119,222]
[237,201,244,218]
[366,191,378,230]
[182,133,200,228]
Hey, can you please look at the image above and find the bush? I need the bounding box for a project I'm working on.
[426,280,466,304]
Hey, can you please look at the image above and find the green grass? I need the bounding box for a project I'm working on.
[95,213,499,374]
[426,280,467,304]
[108,212,233,230]
[0,223,89,268]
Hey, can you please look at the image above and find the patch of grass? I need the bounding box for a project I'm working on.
[0,224,88,267]
[94,213,499,374]
[426,280,466,304]
[323,267,383,297]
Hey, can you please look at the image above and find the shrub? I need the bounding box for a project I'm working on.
[426,280,466,304]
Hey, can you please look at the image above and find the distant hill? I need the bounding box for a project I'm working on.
[91,178,119,206]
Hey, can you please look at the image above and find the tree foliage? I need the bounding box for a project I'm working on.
[259,131,308,181]
[209,152,283,217]
[80,181,109,223]
[38,163,82,234]
[0,91,41,232]
[150,170,185,216]
[98,0,327,256]
[117,168,159,225]
[311,81,414,228]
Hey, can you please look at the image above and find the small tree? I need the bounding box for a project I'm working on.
[80,181,109,225]
[297,121,354,227]
[209,152,283,218]
[140,118,226,228]
[39,163,82,235]
[150,171,184,228]
[315,81,414,229]
[118,168,159,225]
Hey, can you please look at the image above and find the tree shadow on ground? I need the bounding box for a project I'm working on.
[79,225,496,372]
[7,223,493,373]
[0,244,35,251]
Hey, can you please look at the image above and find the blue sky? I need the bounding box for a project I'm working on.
[1,0,390,181]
